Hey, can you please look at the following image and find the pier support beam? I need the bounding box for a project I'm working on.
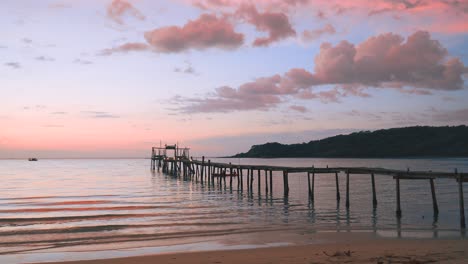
[265,170,268,194]
[283,171,289,196]
[240,169,244,191]
[312,170,315,201]
[396,175,402,218]
[430,178,439,216]
[250,169,254,193]
[457,169,466,229]
[307,172,312,200]
[229,164,233,189]
[258,169,261,194]
[335,172,340,201]
[371,173,377,208]
[269,170,273,195]
[346,171,350,209]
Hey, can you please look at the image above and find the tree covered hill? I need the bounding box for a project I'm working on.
[232,126,468,158]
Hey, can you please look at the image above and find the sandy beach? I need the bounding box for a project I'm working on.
[43,237,468,264]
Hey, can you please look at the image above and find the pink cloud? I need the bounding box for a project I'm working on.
[312,31,465,90]
[177,30,466,113]
[144,14,244,53]
[189,0,468,34]
[235,4,296,46]
[107,0,145,25]
[302,24,336,42]
[100,42,150,55]
[289,105,308,113]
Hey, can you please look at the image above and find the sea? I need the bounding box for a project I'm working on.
[0,158,467,263]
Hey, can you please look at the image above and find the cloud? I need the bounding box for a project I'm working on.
[107,0,145,25]
[236,4,296,46]
[289,105,307,113]
[49,2,72,9]
[73,59,93,65]
[175,31,466,113]
[100,42,150,55]
[23,105,47,111]
[81,111,120,119]
[190,0,468,35]
[22,38,33,44]
[174,62,197,75]
[433,108,468,122]
[35,56,55,62]
[191,0,310,11]
[302,24,336,42]
[144,14,244,53]
[310,31,466,90]
[4,62,21,69]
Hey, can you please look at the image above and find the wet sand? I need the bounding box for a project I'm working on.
[43,237,468,264]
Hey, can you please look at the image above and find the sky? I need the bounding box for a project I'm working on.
[1,0,467,158]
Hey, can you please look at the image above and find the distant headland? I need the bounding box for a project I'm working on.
[232,126,468,158]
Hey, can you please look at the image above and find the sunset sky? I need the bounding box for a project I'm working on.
[1,0,467,158]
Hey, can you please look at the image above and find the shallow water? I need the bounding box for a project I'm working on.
[0,158,467,263]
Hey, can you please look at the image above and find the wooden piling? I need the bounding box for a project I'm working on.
[307,172,312,200]
[346,171,350,209]
[257,169,261,194]
[335,172,340,201]
[283,171,289,196]
[247,169,250,190]
[265,170,268,194]
[200,157,205,184]
[208,160,211,185]
[371,173,377,208]
[269,170,273,195]
[396,175,402,218]
[229,163,233,189]
[250,169,254,192]
[312,169,315,201]
[430,178,439,215]
[457,169,466,229]
[240,168,244,191]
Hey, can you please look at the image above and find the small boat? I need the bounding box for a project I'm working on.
[28,158,38,161]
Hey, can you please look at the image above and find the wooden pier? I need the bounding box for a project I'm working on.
[150,147,467,230]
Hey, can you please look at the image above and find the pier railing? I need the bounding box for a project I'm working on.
[151,154,467,230]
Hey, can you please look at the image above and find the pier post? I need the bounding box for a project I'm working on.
[335,172,340,201]
[257,169,261,194]
[237,167,241,190]
[371,173,377,208]
[307,172,312,200]
[457,169,466,229]
[265,170,268,194]
[396,175,402,218]
[247,169,250,190]
[346,171,350,209]
[151,148,155,171]
[283,171,289,196]
[269,170,273,195]
[240,168,244,191]
[430,178,439,216]
[229,164,233,189]
[311,168,315,201]
[208,160,211,185]
[250,169,254,193]
[200,157,205,183]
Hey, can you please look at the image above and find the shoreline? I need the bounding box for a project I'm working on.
[38,236,468,264]
[3,231,465,264]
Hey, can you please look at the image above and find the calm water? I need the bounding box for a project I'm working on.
[0,158,467,263]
